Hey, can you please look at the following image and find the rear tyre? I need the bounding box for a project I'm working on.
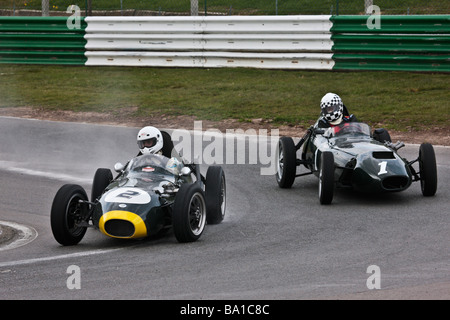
[173,183,207,243]
[419,143,437,196]
[276,137,296,188]
[91,168,113,202]
[319,151,334,205]
[51,184,88,246]
[205,166,226,225]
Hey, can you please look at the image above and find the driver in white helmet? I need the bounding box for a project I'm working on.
[136,126,181,174]
[137,126,164,156]
[316,93,356,128]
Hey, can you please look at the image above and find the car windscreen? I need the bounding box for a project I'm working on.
[325,122,371,138]
[127,154,173,176]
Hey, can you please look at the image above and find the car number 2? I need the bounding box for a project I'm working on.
[378,161,388,175]
[117,190,140,199]
[105,188,151,204]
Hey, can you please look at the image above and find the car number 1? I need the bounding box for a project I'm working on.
[378,161,388,175]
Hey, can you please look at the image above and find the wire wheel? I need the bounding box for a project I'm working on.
[172,183,207,243]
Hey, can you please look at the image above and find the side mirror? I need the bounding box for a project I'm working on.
[180,167,191,176]
[114,162,125,173]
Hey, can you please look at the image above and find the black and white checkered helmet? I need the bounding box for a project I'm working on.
[320,93,343,123]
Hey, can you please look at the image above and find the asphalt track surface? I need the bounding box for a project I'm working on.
[0,116,449,300]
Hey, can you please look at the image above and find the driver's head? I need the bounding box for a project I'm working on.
[320,93,344,125]
[137,126,163,155]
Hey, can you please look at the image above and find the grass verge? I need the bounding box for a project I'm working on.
[0,64,448,132]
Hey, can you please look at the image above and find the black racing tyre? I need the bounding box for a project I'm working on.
[319,151,334,205]
[51,184,88,246]
[373,128,392,143]
[276,137,296,188]
[91,168,113,202]
[419,143,437,197]
[172,183,207,243]
[205,166,226,225]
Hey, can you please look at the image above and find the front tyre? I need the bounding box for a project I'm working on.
[319,151,334,205]
[172,183,207,243]
[276,137,296,188]
[205,166,226,225]
[51,184,88,246]
[419,143,437,196]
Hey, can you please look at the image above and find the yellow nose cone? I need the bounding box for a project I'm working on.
[99,211,147,239]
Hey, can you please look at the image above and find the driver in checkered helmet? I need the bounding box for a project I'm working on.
[316,93,357,128]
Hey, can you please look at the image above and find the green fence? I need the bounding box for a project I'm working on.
[331,15,450,72]
[0,17,87,65]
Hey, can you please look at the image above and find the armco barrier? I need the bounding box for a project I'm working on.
[0,15,448,72]
[85,51,334,69]
[331,15,450,72]
[0,17,87,65]
[84,16,335,70]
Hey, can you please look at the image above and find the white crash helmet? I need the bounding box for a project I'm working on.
[320,93,344,125]
[137,126,163,155]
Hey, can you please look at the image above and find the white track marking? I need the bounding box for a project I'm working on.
[0,161,91,184]
[0,248,121,268]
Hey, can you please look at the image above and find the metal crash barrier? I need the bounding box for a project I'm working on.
[0,17,87,65]
[0,15,448,72]
[331,15,450,72]
[84,15,334,70]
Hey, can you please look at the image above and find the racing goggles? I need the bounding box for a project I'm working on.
[138,137,157,149]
